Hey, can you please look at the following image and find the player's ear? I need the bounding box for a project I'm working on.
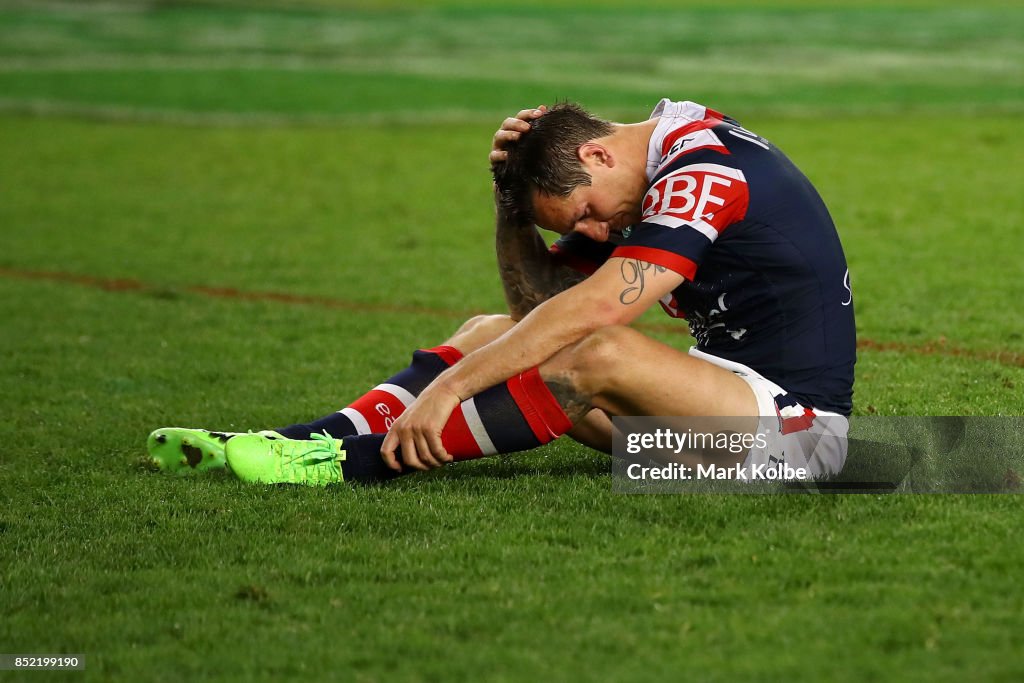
[578,142,614,169]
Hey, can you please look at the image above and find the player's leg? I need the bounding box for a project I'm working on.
[538,325,760,467]
[545,329,847,477]
[567,409,614,454]
[443,320,616,453]
[227,326,752,485]
[147,313,516,473]
[272,310,612,451]
[544,325,757,419]
[227,359,577,485]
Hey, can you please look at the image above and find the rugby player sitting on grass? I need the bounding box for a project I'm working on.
[147,100,856,485]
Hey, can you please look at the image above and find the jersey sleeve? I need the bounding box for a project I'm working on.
[549,232,617,275]
[613,162,750,280]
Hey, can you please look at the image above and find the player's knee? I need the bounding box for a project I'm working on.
[540,326,633,397]
[449,314,515,352]
[464,313,515,336]
[569,326,634,377]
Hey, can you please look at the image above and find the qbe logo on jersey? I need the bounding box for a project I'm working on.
[642,163,749,240]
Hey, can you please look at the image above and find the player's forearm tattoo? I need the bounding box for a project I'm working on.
[619,259,667,305]
[544,377,593,424]
[496,218,585,320]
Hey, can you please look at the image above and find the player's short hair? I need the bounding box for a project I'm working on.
[493,102,614,227]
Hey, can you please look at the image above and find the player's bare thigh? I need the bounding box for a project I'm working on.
[539,325,760,461]
[445,314,616,452]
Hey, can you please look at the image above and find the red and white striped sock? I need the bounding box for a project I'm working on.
[338,367,574,482]
[440,367,573,460]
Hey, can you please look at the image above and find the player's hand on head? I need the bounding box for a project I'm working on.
[489,105,547,166]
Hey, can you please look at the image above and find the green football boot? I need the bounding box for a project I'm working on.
[146,427,283,474]
[226,431,346,487]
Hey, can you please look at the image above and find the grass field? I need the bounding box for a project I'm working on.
[1,1,1023,680]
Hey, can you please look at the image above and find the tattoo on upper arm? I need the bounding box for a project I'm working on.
[618,259,667,305]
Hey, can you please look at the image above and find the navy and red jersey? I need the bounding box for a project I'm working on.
[550,99,856,415]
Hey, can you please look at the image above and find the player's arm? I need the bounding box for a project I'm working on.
[495,205,586,321]
[381,256,683,468]
[490,106,585,320]
[448,256,682,398]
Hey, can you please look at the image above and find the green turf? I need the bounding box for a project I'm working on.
[1,1,1023,681]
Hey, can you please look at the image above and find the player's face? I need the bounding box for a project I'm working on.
[531,164,643,243]
[532,185,640,242]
